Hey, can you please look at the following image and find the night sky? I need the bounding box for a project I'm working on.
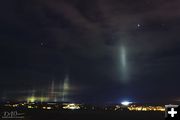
[0,0,180,103]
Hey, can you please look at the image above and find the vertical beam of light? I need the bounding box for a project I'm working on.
[49,80,56,102]
[120,45,129,83]
[51,80,55,97]
[62,74,69,102]
[121,46,127,69]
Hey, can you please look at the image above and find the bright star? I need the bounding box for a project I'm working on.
[137,24,141,28]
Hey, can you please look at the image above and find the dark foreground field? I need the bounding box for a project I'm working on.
[1,109,165,120]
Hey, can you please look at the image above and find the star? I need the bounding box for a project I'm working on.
[40,42,44,46]
[137,24,141,28]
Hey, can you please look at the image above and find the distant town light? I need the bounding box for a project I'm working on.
[63,103,80,110]
[127,105,165,112]
[28,106,33,109]
[121,101,132,106]
[46,107,52,110]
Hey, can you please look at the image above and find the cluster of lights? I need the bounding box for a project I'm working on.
[5,102,81,110]
[4,102,166,112]
[12,104,18,107]
[63,103,80,110]
[42,106,52,110]
[127,105,165,112]
[27,105,38,109]
[114,105,121,111]
[4,103,27,108]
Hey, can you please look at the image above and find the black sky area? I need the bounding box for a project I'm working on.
[0,0,180,103]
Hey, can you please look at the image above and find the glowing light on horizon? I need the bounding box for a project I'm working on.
[121,101,132,106]
[27,96,35,103]
[27,96,48,103]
